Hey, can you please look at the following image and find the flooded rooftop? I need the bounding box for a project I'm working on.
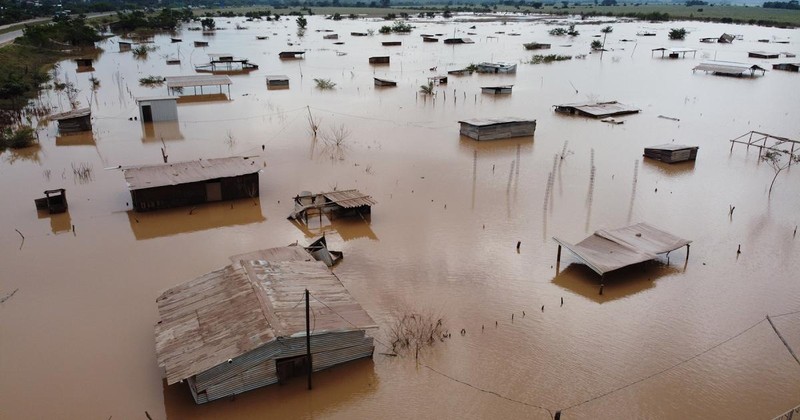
[1,14,799,419]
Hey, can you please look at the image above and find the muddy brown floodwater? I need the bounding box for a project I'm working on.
[1,13,799,420]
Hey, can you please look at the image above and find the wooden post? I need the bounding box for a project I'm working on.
[306,289,312,390]
[557,245,562,263]
[685,244,690,262]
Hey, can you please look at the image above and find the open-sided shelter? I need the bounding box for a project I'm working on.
[554,223,691,278]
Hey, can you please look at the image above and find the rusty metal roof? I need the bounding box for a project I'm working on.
[154,252,377,384]
[553,223,691,276]
[322,189,377,208]
[123,156,260,190]
[50,107,91,121]
[165,75,232,89]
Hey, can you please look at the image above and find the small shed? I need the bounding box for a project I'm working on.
[119,41,132,52]
[459,117,536,141]
[137,96,178,123]
[369,56,390,64]
[748,51,780,59]
[554,222,691,278]
[423,36,438,42]
[693,61,766,77]
[154,254,376,404]
[266,75,290,87]
[643,144,699,163]
[123,156,261,212]
[773,63,800,72]
[279,51,305,59]
[554,101,640,118]
[382,41,401,46]
[50,107,92,133]
[481,85,513,94]
[34,189,68,214]
[74,58,94,72]
[719,33,735,43]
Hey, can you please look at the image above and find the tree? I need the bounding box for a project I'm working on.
[296,15,307,29]
[601,25,612,50]
[668,27,687,40]
[591,39,603,50]
[201,17,215,31]
[761,150,800,195]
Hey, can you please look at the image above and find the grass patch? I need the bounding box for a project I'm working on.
[139,75,165,86]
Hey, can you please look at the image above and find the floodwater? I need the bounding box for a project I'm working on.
[1,13,800,419]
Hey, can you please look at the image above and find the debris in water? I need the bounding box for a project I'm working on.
[0,288,19,304]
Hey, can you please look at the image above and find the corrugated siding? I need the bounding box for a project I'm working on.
[195,331,373,403]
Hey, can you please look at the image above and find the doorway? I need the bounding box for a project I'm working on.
[275,355,309,384]
[141,105,153,122]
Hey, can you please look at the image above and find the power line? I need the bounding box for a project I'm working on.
[560,318,767,412]
[423,364,554,420]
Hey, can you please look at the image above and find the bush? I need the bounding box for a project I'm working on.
[314,78,336,89]
[1,126,36,149]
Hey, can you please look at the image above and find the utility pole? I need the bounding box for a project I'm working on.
[306,289,313,390]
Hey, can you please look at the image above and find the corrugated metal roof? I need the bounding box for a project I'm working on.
[645,144,698,152]
[165,75,232,88]
[123,156,260,190]
[50,107,91,121]
[555,101,640,117]
[553,222,691,276]
[322,189,377,208]
[136,96,177,102]
[265,75,289,81]
[459,117,534,127]
[154,250,376,384]
[693,61,766,75]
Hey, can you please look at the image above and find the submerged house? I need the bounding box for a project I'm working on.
[50,108,92,133]
[369,56,390,64]
[554,222,691,278]
[266,75,290,87]
[74,58,94,72]
[444,38,474,44]
[692,61,766,77]
[279,51,305,59]
[374,77,397,87]
[137,96,178,123]
[476,62,517,73]
[154,248,376,404]
[288,189,376,222]
[481,85,513,94]
[643,144,699,163]
[748,51,780,59]
[773,63,800,72]
[459,117,536,141]
[123,156,261,212]
[554,101,640,118]
[719,33,735,43]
